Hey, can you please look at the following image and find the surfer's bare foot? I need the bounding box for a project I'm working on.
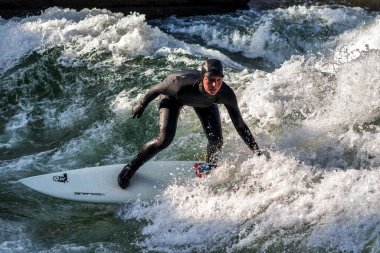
[118,165,134,189]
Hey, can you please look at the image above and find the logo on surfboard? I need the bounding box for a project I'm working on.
[53,173,68,183]
[74,192,105,196]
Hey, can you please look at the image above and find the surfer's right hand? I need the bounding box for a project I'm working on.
[132,103,145,119]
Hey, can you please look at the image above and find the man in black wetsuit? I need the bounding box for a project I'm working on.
[118,59,262,189]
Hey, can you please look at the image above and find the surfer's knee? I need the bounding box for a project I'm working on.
[154,132,175,150]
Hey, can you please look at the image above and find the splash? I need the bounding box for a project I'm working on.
[121,154,380,252]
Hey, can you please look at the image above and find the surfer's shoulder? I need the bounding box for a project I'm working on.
[163,70,201,86]
[220,82,235,96]
[218,82,237,106]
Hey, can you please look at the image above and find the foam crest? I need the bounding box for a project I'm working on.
[334,16,380,63]
[236,55,330,129]
[233,45,379,168]
[321,51,380,127]
[122,154,380,252]
[296,50,380,168]
[110,90,135,118]
[0,8,164,71]
[0,112,27,150]
[50,120,116,168]
[0,220,31,252]
[156,6,374,68]
[0,21,41,72]
[0,7,241,72]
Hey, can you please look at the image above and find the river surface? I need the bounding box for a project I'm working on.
[1,5,380,253]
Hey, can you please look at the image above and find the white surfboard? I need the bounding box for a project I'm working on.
[19,161,199,204]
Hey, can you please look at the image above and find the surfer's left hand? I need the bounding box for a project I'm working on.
[255,149,271,160]
[132,103,145,119]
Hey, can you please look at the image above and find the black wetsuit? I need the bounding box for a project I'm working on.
[128,70,259,172]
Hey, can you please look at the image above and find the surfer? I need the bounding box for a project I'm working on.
[118,59,263,189]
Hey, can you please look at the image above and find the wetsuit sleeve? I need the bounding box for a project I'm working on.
[139,82,168,108]
[224,91,260,153]
[138,74,181,108]
[132,82,168,118]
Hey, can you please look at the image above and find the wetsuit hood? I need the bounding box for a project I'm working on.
[201,59,224,78]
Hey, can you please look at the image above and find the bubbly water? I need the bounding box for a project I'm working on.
[1,5,379,253]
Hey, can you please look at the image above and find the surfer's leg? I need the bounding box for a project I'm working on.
[130,97,180,168]
[194,105,223,165]
[118,96,181,188]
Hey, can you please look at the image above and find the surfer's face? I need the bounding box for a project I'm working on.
[203,76,223,95]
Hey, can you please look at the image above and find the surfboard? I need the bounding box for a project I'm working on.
[19,161,199,204]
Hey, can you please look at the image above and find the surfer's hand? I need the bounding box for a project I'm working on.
[255,149,271,160]
[132,103,145,119]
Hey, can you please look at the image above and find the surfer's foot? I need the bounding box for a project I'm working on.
[193,162,216,178]
[118,165,135,189]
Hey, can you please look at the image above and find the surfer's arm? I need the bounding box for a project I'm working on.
[224,94,260,154]
[133,73,183,118]
[132,82,168,118]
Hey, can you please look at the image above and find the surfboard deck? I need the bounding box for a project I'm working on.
[19,161,199,204]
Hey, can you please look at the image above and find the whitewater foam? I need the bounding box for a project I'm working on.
[0,8,242,73]
[121,151,380,252]
[0,220,31,253]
